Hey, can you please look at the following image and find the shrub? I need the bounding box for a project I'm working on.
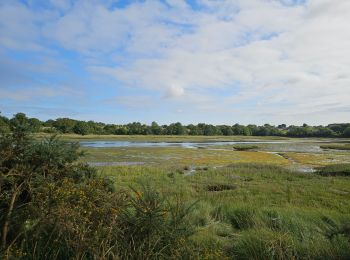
[0,125,121,258]
[320,144,350,151]
[232,144,259,151]
[118,184,195,259]
[317,164,350,176]
[207,183,236,192]
[0,124,195,259]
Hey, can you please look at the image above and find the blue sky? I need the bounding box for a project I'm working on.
[0,0,349,125]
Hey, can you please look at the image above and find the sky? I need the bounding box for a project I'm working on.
[0,0,350,125]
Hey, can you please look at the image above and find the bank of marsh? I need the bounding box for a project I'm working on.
[97,163,350,259]
[76,136,350,258]
[2,129,350,258]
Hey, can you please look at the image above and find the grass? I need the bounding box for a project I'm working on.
[80,146,290,167]
[73,136,350,171]
[5,131,350,258]
[60,137,350,258]
[232,144,259,151]
[97,163,350,258]
[282,151,350,167]
[317,164,350,176]
[321,144,350,150]
[283,152,329,166]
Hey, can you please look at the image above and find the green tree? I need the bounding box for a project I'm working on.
[166,122,185,135]
[115,126,129,135]
[28,117,42,132]
[343,126,350,137]
[203,124,218,136]
[313,126,334,137]
[187,124,201,135]
[151,121,162,135]
[0,113,10,133]
[53,118,76,133]
[287,126,308,137]
[219,125,233,136]
[127,122,143,134]
[232,124,245,135]
[103,124,117,134]
[87,120,104,134]
[73,121,91,135]
[328,124,350,136]
[242,126,252,136]
[247,124,259,135]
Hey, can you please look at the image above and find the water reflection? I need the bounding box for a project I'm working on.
[80,140,288,148]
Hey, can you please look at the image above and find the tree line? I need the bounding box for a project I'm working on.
[1,112,350,137]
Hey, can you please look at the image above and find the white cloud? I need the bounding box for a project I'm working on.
[164,84,185,98]
[0,2,41,50]
[105,95,154,109]
[49,0,73,12]
[0,86,82,101]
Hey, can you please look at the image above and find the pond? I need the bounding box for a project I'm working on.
[79,140,290,148]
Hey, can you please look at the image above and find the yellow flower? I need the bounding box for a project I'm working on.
[135,191,142,198]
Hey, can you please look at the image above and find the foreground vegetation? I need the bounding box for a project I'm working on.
[99,163,350,259]
[1,113,350,259]
[0,117,194,259]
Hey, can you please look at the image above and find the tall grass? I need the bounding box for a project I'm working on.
[320,144,350,150]
[232,144,259,151]
[112,163,350,258]
[317,164,350,176]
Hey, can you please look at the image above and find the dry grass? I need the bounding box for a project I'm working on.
[80,146,290,168]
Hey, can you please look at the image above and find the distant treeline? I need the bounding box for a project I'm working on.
[1,112,350,137]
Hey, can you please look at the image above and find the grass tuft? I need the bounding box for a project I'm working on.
[317,164,350,176]
[232,144,259,151]
[320,144,350,150]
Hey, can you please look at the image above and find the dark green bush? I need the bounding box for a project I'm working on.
[0,124,194,259]
[320,144,350,150]
[232,144,259,151]
[317,164,350,176]
[207,183,236,192]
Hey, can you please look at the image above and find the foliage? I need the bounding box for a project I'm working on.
[343,126,350,137]
[317,164,350,176]
[0,124,194,259]
[2,112,350,137]
[320,144,350,150]
[0,113,10,133]
[73,121,91,135]
[232,144,259,151]
[118,183,195,259]
[102,163,350,259]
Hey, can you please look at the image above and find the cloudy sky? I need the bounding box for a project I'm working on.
[0,0,349,125]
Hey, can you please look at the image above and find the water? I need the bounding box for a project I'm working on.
[87,162,145,166]
[80,140,289,148]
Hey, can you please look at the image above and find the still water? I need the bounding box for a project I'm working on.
[80,140,288,148]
